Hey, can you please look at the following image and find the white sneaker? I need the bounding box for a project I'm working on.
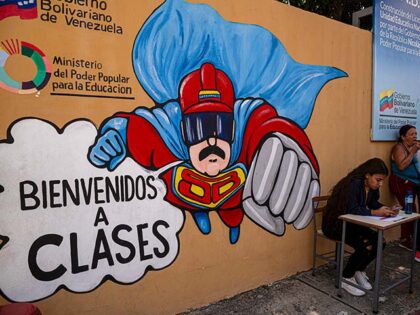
[342,277,366,296]
[354,271,372,290]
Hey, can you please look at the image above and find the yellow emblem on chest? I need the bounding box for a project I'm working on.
[173,165,246,208]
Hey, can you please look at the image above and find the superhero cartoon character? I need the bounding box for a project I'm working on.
[89,63,319,244]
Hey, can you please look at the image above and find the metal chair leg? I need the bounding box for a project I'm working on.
[335,242,342,288]
[312,231,317,276]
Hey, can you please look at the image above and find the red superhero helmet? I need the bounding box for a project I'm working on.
[179,63,236,146]
[179,63,235,114]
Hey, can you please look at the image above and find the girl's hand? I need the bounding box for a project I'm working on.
[391,204,402,214]
[372,206,396,217]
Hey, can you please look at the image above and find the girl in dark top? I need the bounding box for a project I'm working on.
[322,158,397,296]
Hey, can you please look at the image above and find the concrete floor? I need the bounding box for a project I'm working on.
[181,243,420,315]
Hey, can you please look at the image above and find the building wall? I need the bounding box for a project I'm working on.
[0,1,396,314]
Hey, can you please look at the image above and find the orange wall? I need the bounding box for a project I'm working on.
[0,1,396,314]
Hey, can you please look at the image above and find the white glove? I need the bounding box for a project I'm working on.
[242,132,319,235]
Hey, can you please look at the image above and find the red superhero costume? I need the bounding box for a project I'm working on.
[93,63,319,239]
[117,103,318,229]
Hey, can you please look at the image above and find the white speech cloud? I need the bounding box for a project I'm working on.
[0,118,184,302]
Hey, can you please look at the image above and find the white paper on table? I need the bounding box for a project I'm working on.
[367,215,403,222]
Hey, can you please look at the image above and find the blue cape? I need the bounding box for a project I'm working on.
[131,0,347,162]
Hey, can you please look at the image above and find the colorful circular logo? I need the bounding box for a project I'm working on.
[0,39,51,94]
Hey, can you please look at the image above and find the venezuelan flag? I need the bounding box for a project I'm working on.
[379,89,394,112]
[0,0,37,21]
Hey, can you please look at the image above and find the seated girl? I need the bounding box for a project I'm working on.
[322,158,398,296]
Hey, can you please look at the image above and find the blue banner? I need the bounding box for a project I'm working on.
[372,0,420,140]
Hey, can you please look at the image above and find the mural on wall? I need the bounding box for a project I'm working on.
[90,0,346,244]
[0,0,346,303]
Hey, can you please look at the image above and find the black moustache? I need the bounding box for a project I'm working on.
[199,145,226,161]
